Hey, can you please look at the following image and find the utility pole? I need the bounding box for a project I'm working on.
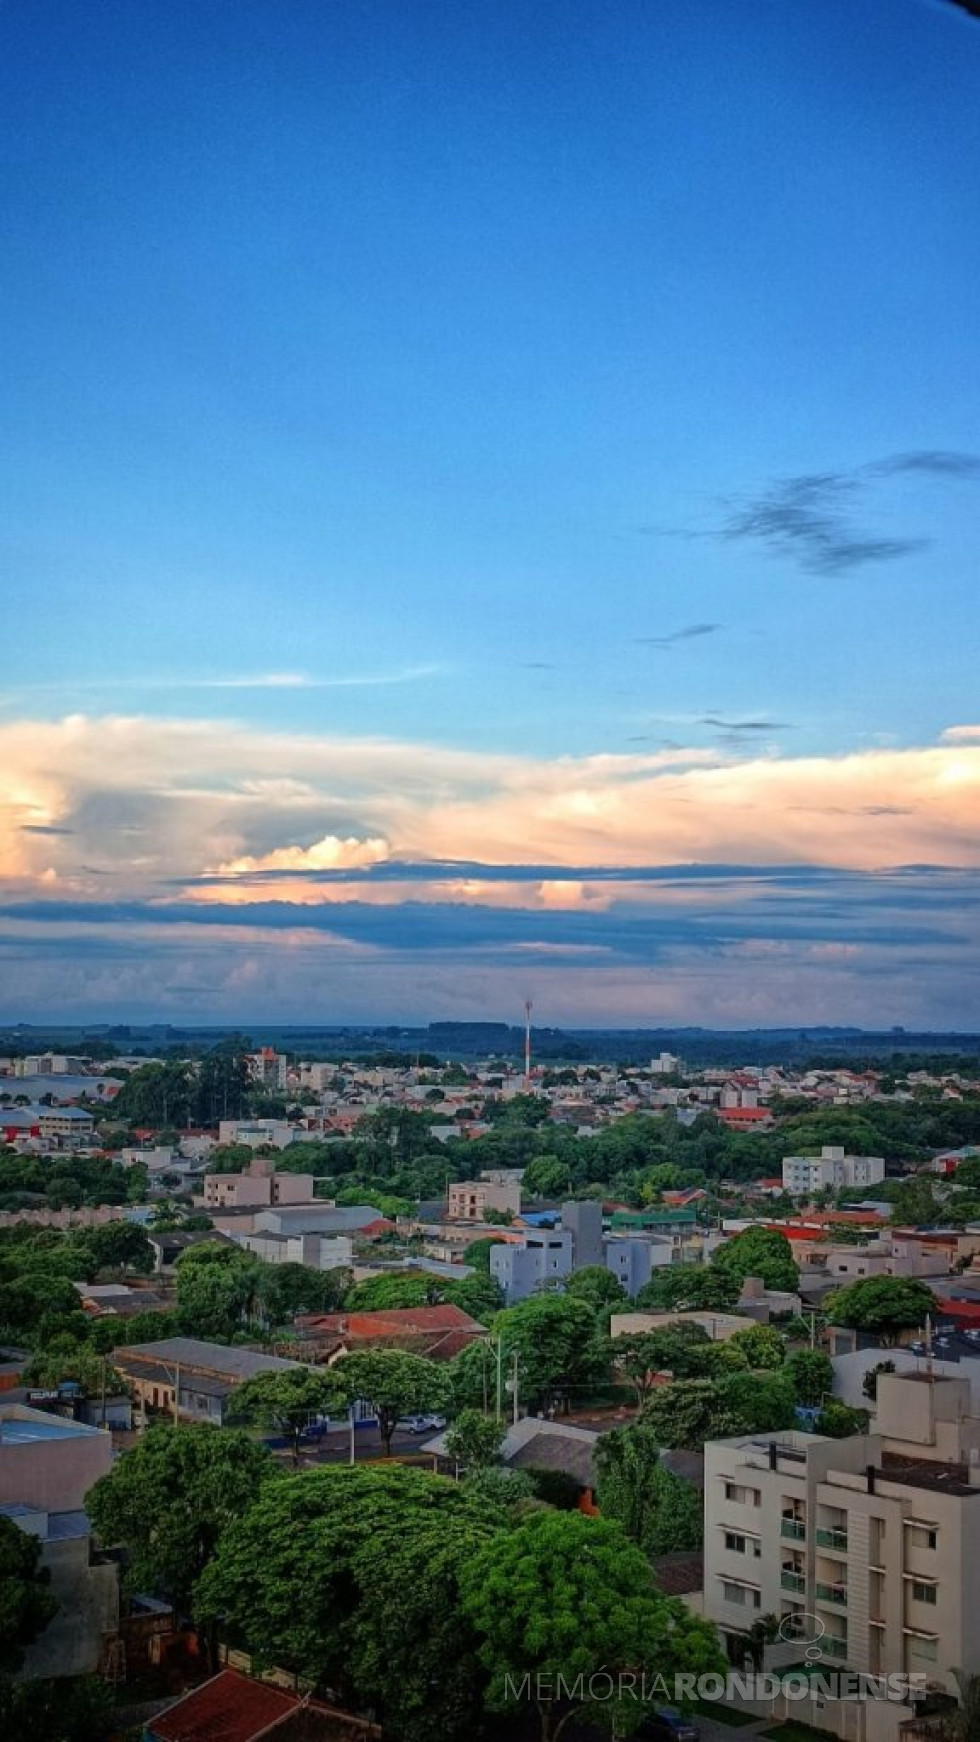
[512,1349,520,1427]
[348,1404,356,1466]
[495,1338,503,1420]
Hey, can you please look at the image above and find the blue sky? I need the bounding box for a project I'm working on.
[1,0,979,1025]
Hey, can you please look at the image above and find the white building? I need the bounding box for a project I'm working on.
[704,1372,980,1723]
[782,1145,885,1196]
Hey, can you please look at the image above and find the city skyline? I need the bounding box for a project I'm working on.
[2,0,979,1023]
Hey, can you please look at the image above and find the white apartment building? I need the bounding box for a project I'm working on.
[704,1372,980,1725]
[198,1158,317,1211]
[782,1145,885,1196]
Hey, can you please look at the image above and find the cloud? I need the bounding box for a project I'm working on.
[2,666,446,699]
[722,471,926,574]
[698,715,791,733]
[636,624,721,649]
[2,711,980,1022]
[714,450,979,575]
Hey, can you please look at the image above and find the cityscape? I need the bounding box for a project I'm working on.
[3,1,980,1741]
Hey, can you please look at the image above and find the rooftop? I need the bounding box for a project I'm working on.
[112,1338,301,1381]
[0,1407,103,1444]
[880,1452,980,1499]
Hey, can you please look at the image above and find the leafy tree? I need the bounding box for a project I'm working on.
[726,1324,786,1369]
[73,1221,154,1276]
[0,1513,58,1672]
[565,1265,627,1312]
[493,1293,609,1412]
[815,1400,872,1438]
[634,1265,740,1313]
[442,1270,502,1322]
[825,1276,937,1343]
[711,1227,799,1293]
[463,1236,507,1272]
[786,1348,834,1406]
[612,1325,717,1404]
[197,1463,495,1735]
[444,1409,505,1471]
[522,1157,573,1199]
[461,1466,538,1512]
[256,1260,350,1323]
[642,1372,796,1449]
[333,1349,450,1455]
[458,1510,725,1742]
[863,1359,896,1401]
[0,1676,115,1741]
[228,1367,348,1462]
[86,1423,274,1611]
[173,1242,261,1339]
[344,1274,436,1312]
[595,1424,703,1555]
[22,1336,108,1394]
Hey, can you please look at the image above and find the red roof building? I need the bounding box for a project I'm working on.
[295,1302,488,1361]
[146,1669,379,1742]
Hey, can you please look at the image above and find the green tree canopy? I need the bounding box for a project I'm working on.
[642,1371,796,1449]
[458,1510,725,1742]
[333,1348,450,1454]
[444,1408,505,1471]
[595,1423,703,1557]
[227,1366,348,1461]
[634,1265,740,1313]
[86,1422,274,1612]
[711,1227,799,1293]
[565,1265,627,1312]
[825,1276,937,1342]
[786,1348,834,1406]
[0,1513,58,1673]
[493,1293,609,1412]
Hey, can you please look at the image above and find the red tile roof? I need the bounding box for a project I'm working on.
[296,1303,487,1360]
[150,1670,298,1742]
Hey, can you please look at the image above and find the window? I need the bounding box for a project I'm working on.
[910,1582,937,1605]
[724,1481,760,1506]
[907,1635,939,1662]
[725,1532,746,1553]
[907,1524,938,1551]
[722,1582,761,1609]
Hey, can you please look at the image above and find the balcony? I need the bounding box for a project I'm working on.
[780,1571,806,1594]
[781,1517,806,1541]
[816,1527,848,1553]
[815,1582,848,1607]
[822,1636,848,1661]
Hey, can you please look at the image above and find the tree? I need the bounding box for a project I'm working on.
[863,1359,896,1401]
[86,1423,273,1612]
[444,1409,505,1471]
[493,1293,609,1412]
[0,1676,115,1741]
[786,1348,834,1407]
[815,1400,871,1438]
[461,1466,538,1512]
[711,1227,799,1293]
[174,1243,261,1339]
[458,1510,725,1742]
[0,1513,58,1672]
[228,1367,348,1462]
[73,1220,154,1276]
[825,1276,937,1343]
[197,1464,496,1737]
[635,1265,740,1313]
[612,1325,715,1404]
[726,1324,786,1369]
[22,1336,107,1395]
[565,1266,627,1312]
[344,1274,436,1312]
[642,1372,796,1450]
[595,1424,703,1556]
[256,1260,350,1324]
[333,1349,450,1455]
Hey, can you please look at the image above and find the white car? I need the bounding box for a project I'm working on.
[400,1414,447,1435]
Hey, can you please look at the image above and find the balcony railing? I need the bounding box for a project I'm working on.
[816,1527,848,1553]
[781,1517,806,1541]
[815,1583,848,1607]
[823,1637,848,1660]
[780,1571,806,1594]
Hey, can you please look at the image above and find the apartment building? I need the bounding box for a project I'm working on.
[782,1145,885,1196]
[246,1048,288,1092]
[198,1157,317,1211]
[490,1229,573,1301]
[704,1372,980,1719]
[447,1177,521,1222]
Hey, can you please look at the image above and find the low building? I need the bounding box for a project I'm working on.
[447,1178,521,1222]
[112,1338,304,1425]
[144,1666,381,1741]
[230,1230,354,1272]
[294,1303,488,1362]
[0,1403,118,1677]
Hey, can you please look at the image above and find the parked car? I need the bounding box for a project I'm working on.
[400,1414,447,1435]
[636,1708,701,1742]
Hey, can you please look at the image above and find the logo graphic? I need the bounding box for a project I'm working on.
[778,1610,827,1662]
